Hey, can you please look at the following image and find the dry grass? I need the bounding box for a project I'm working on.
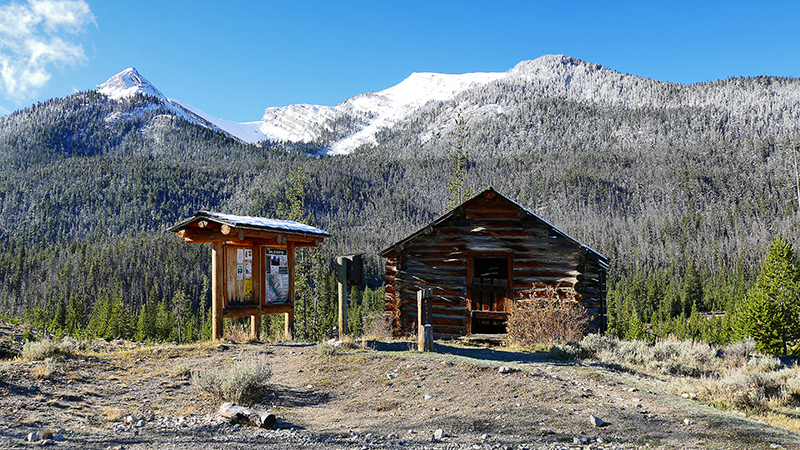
[221,323,250,343]
[30,360,56,380]
[692,365,800,413]
[171,364,192,380]
[568,334,721,376]
[101,406,124,422]
[569,333,800,432]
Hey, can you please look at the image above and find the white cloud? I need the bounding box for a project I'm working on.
[0,0,95,102]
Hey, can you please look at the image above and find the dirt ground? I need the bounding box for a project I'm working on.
[0,326,799,449]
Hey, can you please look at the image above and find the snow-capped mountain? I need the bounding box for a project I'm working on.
[97,65,509,152]
[98,68,168,102]
[97,68,270,144]
[96,66,508,153]
[96,55,800,156]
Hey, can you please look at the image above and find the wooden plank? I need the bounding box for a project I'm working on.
[513,269,581,278]
[464,211,521,220]
[223,305,261,319]
[430,325,465,335]
[402,312,466,327]
[222,303,294,319]
[262,303,294,315]
[286,241,295,339]
[465,203,520,212]
[211,241,224,340]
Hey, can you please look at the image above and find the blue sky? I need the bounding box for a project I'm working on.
[1,0,800,121]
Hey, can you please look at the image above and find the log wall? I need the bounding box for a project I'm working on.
[383,191,608,337]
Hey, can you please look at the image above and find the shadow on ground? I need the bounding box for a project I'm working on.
[267,385,331,409]
[364,340,553,365]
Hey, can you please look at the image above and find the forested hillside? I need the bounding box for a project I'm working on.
[1,56,799,346]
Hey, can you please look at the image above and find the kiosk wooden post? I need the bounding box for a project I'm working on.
[285,241,296,340]
[211,242,224,340]
[169,212,330,341]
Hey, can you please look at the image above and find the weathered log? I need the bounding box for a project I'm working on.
[218,402,277,429]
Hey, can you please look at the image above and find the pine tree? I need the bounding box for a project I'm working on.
[445,113,472,209]
[86,292,111,339]
[683,261,703,314]
[135,301,152,342]
[48,297,67,334]
[65,294,83,335]
[738,236,800,355]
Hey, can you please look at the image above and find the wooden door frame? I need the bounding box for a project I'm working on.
[466,252,514,335]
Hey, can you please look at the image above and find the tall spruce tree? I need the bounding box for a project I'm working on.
[738,236,800,355]
[445,113,471,209]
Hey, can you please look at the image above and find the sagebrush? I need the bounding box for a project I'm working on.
[569,334,800,413]
[21,336,84,361]
[193,358,272,406]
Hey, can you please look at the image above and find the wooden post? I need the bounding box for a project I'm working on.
[337,256,348,338]
[250,315,261,341]
[417,288,433,352]
[250,244,262,341]
[285,241,296,340]
[211,242,225,340]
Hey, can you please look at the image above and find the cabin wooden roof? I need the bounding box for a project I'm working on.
[168,211,330,247]
[380,187,609,268]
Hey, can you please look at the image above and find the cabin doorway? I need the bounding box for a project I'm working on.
[468,256,511,334]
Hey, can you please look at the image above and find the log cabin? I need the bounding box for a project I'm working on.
[380,188,609,337]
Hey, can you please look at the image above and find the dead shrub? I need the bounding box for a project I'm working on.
[221,323,250,343]
[506,285,590,347]
[31,358,57,380]
[723,338,756,368]
[362,312,393,339]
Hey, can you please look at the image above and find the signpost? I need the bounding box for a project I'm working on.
[336,254,364,339]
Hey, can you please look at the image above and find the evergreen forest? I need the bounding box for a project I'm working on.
[3,57,800,353]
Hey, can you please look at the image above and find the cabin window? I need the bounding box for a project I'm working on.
[473,258,509,279]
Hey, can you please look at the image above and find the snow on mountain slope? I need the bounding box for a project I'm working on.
[247,71,506,154]
[255,55,635,154]
[97,55,702,153]
[259,104,337,142]
[325,71,505,154]
[170,99,268,143]
[98,68,268,144]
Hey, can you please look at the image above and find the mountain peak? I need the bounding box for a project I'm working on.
[507,54,603,79]
[98,68,166,101]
